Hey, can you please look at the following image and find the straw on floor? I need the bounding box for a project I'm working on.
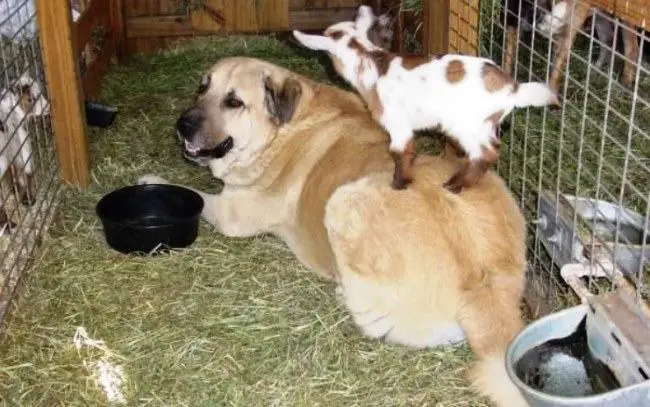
[0,35,488,406]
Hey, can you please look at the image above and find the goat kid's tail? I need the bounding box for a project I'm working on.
[513,82,560,108]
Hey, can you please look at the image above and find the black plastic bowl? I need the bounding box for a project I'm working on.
[96,184,204,255]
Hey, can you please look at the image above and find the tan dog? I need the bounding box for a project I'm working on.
[137,56,529,407]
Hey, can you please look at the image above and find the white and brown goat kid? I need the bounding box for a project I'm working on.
[293,6,560,192]
[0,88,35,232]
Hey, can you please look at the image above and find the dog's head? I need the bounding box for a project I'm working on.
[175,57,303,178]
[292,5,387,86]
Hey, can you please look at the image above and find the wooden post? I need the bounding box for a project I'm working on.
[109,0,127,59]
[422,0,450,56]
[36,0,91,187]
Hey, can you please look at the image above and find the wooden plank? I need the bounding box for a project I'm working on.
[83,33,116,99]
[74,0,109,51]
[160,0,180,15]
[190,0,225,32]
[306,0,329,7]
[588,0,648,29]
[109,0,127,58]
[36,0,90,187]
[448,0,478,56]
[423,0,449,55]
[190,0,288,33]
[124,1,151,17]
[126,36,168,55]
[258,0,289,31]
[289,8,357,30]
[233,0,259,32]
[127,15,198,38]
[328,0,363,7]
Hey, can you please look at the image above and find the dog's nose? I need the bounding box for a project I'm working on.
[176,108,204,140]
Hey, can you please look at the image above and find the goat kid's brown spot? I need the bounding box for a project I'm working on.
[446,59,466,83]
[348,37,394,76]
[328,30,345,41]
[482,63,515,92]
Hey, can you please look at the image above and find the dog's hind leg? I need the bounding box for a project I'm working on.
[457,272,528,407]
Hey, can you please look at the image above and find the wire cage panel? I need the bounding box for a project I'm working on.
[476,0,650,316]
[0,0,63,326]
[449,0,480,55]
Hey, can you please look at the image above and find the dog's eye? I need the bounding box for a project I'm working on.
[198,75,211,95]
[223,96,244,109]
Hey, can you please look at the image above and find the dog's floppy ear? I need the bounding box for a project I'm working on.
[293,30,336,51]
[263,75,302,126]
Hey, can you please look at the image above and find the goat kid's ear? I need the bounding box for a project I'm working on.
[355,5,375,33]
[292,30,335,51]
[263,75,303,126]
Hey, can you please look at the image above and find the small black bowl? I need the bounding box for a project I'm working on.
[96,184,204,255]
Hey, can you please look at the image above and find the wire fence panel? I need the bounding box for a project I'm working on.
[477,0,650,315]
[0,0,62,326]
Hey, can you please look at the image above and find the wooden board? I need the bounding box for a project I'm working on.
[587,0,649,29]
[448,0,479,56]
[37,0,90,186]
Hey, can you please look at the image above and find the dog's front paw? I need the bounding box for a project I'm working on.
[137,174,169,185]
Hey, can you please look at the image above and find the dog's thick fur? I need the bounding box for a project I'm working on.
[138,56,529,407]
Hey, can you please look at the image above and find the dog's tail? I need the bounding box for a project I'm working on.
[513,82,560,108]
[457,273,529,407]
[469,352,529,407]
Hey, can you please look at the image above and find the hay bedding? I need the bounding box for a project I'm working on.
[0,36,487,406]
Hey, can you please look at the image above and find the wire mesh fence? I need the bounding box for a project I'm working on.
[448,0,480,55]
[476,0,650,314]
[0,0,63,326]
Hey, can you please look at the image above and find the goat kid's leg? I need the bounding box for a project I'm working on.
[380,111,416,190]
[390,138,417,190]
[548,1,592,94]
[442,138,467,159]
[443,134,500,194]
[621,21,640,89]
